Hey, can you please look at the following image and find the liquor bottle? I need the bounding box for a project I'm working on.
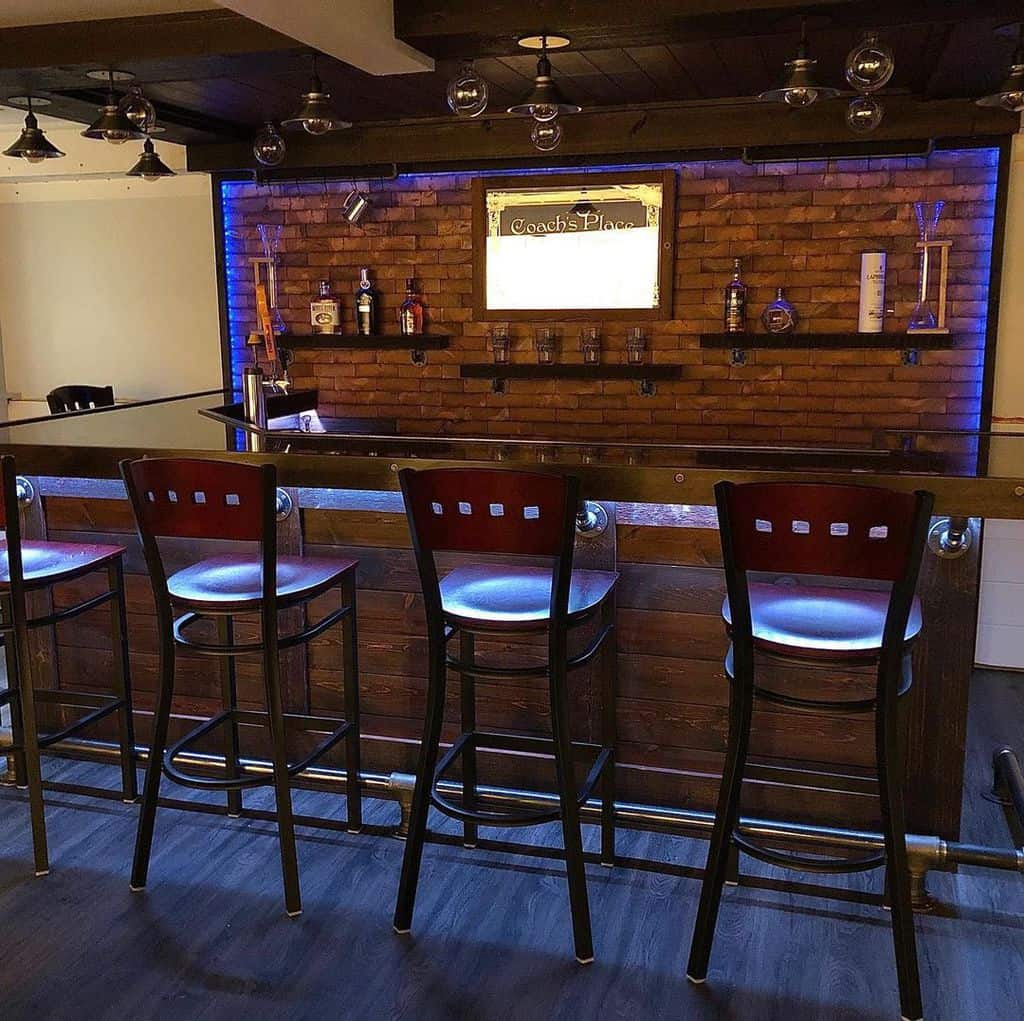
[310,279,341,334]
[354,267,377,336]
[761,286,798,334]
[723,258,747,334]
[398,278,424,336]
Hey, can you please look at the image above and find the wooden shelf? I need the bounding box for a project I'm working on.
[459,364,684,381]
[699,332,961,350]
[278,333,451,350]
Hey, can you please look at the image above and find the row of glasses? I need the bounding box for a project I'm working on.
[490,324,648,365]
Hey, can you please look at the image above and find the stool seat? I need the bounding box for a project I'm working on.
[0,540,125,589]
[168,554,357,611]
[440,564,618,631]
[723,582,922,661]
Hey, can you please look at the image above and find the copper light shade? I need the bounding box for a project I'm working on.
[127,137,174,181]
[82,71,146,143]
[507,37,581,120]
[3,98,64,162]
[759,21,840,107]
[281,54,351,135]
[977,25,1024,112]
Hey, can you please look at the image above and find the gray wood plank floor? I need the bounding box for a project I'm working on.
[2,669,1022,1020]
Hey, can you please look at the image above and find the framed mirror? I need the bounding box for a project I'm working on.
[471,169,676,321]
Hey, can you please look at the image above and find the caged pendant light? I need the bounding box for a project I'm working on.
[3,97,64,163]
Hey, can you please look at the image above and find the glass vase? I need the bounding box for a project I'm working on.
[256,222,288,334]
[908,201,945,332]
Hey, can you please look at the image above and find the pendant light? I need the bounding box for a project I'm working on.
[3,97,64,163]
[82,70,146,143]
[127,137,174,181]
[281,52,351,134]
[759,19,840,107]
[119,84,160,135]
[977,23,1024,113]
[446,61,489,117]
[253,121,287,166]
[507,35,581,121]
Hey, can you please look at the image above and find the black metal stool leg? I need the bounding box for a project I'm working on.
[261,610,302,917]
[217,615,243,818]
[10,607,49,876]
[460,630,478,849]
[131,622,175,891]
[341,574,362,834]
[599,596,617,867]
[687,652,754,983]
[108,560,138,803]
[3,627,27,788]
[877,695,924,1021]
[548,648,594,964]
[394,639,447,934]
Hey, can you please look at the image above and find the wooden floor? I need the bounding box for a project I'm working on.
[1,669,1022,1021]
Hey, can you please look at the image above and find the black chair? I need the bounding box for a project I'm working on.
[46,385,114,415]
[0,454,137,875]
[393,467,618,963]
[120,457,362,917]
[687,480,934,1021]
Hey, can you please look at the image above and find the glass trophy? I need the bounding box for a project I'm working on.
[908,201,950,333]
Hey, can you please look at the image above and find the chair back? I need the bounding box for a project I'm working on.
[120,457,277,607]
[46,385,115,415]
[716,480,935,681]
[717,481,932,583]
[400,468,576,558]
[399,467,580,635]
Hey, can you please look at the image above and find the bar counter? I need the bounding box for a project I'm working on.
[3,390,1023,879]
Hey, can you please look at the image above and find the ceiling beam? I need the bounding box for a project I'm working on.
[0,9,298,69]
[188,96,1017,174]
[394,0,1024,58]
[216,1,434,75]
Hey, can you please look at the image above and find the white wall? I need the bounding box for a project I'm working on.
[977,124,1024,668]
[0,108,223,418]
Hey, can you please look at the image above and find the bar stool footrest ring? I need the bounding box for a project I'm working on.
[162,708,354,791]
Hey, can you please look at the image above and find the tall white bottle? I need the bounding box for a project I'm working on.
[858,250,887,333]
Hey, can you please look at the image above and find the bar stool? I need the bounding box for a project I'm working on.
[121,457,361,917]
[0,454,137,875]
[46,384,114,415]
[687,481,934,1021]
[393,467,618,964]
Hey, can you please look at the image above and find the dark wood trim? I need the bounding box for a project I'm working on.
[459,364,684,380]
[0,9,299,70]
[470,169,675,323]
[976,135,1013,475]
[395,0,1024,58]
[278,334,451,351]
[699,333,963,350]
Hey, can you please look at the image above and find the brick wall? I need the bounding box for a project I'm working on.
[221,148,997,445]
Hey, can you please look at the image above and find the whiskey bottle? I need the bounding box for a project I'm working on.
[310,279,341,334]
[354,267,377,336]
[761,287,797,334]
[723,258,747,334]
[398,278,424,336]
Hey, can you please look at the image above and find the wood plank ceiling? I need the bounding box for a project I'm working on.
[0,2,1019,147]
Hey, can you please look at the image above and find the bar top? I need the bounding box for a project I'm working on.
[2,391,1023,517]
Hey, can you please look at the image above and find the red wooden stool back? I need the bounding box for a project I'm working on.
[399,467,580,630]
[718,481,932,583]
[121,457,278,604]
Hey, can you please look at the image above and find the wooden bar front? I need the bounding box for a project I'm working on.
[27,473,981,842]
